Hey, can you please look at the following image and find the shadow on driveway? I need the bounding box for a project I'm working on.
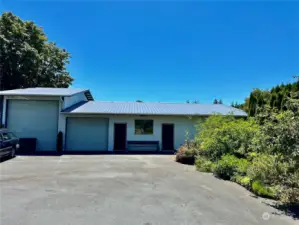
[267,203,299,220]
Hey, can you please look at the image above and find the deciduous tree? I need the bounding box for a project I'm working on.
[0,12,73,90]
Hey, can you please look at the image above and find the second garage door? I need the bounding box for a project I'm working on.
[66,117,109,151]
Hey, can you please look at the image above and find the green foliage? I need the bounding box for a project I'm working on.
[280,170,299,204]
[196,115,258,160]
[232,175,251,188]
[213,155,250,180]
[195,156,215,173]
[254,107,299,160]
[280,187,299,204]
[231,101,245,109]
[175,141,199,165]
[0,12,73,90]
[184,148,198,157]
[177,79,299,204]
[176,140,199,157]
[237,78,299,116]
[247,154,288,185]
[251,180,277,199]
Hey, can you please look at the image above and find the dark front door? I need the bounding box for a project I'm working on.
[162,124,174,150]
[114,124,127,151]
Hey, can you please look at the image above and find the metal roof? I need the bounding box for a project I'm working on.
[63,101,248,116]
[0,88,93,100]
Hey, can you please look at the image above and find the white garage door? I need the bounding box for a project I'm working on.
[7,100,59,151]
[66,117,109,151]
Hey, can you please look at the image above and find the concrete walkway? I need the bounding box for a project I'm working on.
[0,155,297,225]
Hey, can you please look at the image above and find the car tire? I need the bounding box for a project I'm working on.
[11,147,16,158]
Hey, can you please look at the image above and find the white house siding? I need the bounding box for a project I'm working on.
[63,92,87,110]
[108,115,198,151]
[61,114,199,151]
[5,97,59,151]
[58,92,88,145]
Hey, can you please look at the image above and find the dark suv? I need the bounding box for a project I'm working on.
[0,129,20,159]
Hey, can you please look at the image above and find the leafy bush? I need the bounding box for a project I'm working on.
[280,188,299,204]
[247,154,289,186]
[176,141,199,157]
[175,142,198,165]
[213,155,249,180]
[196,115,259,161]
[254,104,299,160]
[232,175,251,188]
[195,156,215,172]
[251,180,277,199]
[177,95,299,204]
[279,170,299,204]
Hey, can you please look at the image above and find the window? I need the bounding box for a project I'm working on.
[135,120,153,135]
[7,132,17,139]
[2,132,11,141]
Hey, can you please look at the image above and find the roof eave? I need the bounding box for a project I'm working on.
[0,89,93,99]
[60,111,247,117]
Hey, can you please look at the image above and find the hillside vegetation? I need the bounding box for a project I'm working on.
[177,77,299,204]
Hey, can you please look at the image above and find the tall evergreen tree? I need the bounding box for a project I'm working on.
[234,77,299,116]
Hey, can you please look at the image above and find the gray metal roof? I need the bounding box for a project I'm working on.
[63,101,247,116]
[0,88,93,100]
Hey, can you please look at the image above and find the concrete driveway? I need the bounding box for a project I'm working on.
[0,155,297,225]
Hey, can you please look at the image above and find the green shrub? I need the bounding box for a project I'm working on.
[235,159,250,176]
[190,97,299,204]
[240,176,251,187]
[175,140,201,165]
[213,155,250,180]
[247,154,288,185]
[214,155,238,180]
[280,188,299,204]
[195,157,215,172]
[251,180,277,199]
[196,115,259,161]
[254,105,299,159]
[279,170,299,204]
[176,141,200,157]
[232,175,251,188]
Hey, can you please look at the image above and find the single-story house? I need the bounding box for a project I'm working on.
[0,88,247,153]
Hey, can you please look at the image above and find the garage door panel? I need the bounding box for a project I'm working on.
[7,100,59,151]
[66,117,108,151]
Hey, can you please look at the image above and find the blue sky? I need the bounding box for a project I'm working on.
[1,1,298,104]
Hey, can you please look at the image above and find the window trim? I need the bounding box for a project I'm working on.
[134,119,154,135]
